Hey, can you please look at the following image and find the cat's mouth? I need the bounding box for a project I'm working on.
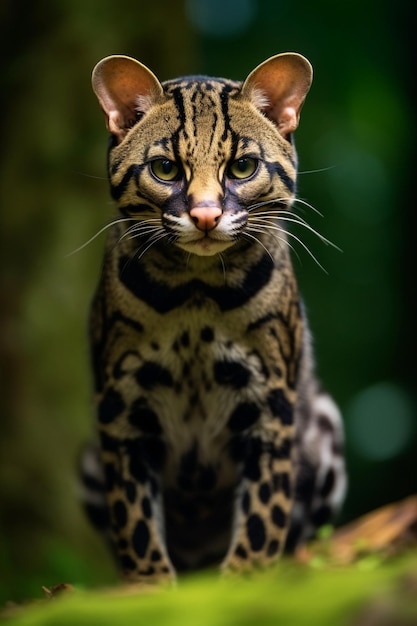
[177,233,235,257]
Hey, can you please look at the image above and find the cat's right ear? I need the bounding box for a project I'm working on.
[92,55,164,142]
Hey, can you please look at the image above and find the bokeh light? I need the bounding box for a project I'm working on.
[346,382,415,461]
[185,0,256,37]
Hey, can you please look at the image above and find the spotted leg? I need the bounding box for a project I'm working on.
[222,418,294,572]
[99,431,175,584]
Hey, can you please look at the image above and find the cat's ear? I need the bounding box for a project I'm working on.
[92,55,164,142]
[242,53,313,138]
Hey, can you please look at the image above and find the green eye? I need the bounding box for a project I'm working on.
[150,159,180,182]
[228,157,258,180]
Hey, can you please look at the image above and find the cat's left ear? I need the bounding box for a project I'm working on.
[242,53,313,138]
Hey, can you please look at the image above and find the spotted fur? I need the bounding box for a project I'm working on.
[81,53,347,583]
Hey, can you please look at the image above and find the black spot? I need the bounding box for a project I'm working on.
[135,362,173,389]
[246,514,266,552]
[229,435,250,464]
[311,505,332,527]
[259,482,271,504]
[281,473,291,499]
[273,437,292,460]
[128,398,162,435]
[200,326,214,342]
[228,402,261,432]
[320,468,336,498]
[143,438,167,472]
[242,490,251,514]
[242,437,263,482]
[112,499,128,528]
[129,456,148,483]
[100,431,119,453]
[197,465,217,491]
[214,361,251,389]
[180,331,190,347]
[104,462,122,490]
[98,388,125,424]
[267,539,280,557]
[271,504,286,528]
[151,342,160,351]
[139,566,155,576]
[142,496,152,519]
[267,388,293,425]
[180,446,198,474]
[150,549,162,562]
[235,544,248,559]
[317,414,335,433]
[272,473,281,492]
[125,480,137,503]
[118,538,128,550]
[119,554,137,571]
[132,519,150,558]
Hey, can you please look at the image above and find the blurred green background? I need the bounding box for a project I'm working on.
[0,0,415,604]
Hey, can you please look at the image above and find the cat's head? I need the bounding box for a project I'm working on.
[93,53,312,257]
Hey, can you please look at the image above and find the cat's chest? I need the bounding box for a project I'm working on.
[105,305,268,468]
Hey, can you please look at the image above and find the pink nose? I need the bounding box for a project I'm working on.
[190,206,222,231]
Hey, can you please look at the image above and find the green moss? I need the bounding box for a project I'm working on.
[4,553,417,626]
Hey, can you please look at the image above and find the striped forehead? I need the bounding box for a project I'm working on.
[164,78,241,162]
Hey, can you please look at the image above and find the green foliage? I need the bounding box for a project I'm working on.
[4,554,417,626]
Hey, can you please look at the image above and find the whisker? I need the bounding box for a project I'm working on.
[258,226,327,273]
[242,231,275,263]
[248,196,323,218]
[217,252,227,284]
[298,165,337,175]
[66,217,137,257]
[136,231,169,260]
[251,214,340,251]
[246,225,301,265]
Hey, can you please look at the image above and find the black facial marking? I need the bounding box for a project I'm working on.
[132,519,150,558]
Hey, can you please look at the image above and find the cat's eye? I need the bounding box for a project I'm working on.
[228,157,258,180]
[150,159,180,182]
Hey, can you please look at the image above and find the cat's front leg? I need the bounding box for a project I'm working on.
[222,420,294,572]
[99,431,175,584]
